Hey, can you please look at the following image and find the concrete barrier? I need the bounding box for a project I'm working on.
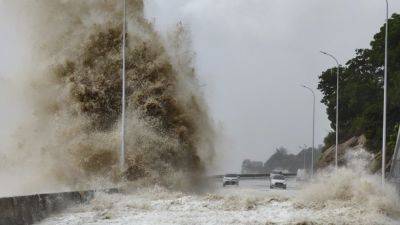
[0,188,118,225]
[210,173,297,179]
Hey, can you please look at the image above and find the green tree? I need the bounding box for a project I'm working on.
[318,14,400,162]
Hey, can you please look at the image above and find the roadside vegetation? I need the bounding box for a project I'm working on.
[318,13,400,168]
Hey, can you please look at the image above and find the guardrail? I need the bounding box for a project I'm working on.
[0,188,118,225]
[210,173,297,179]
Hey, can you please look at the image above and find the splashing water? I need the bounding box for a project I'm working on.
[0,0,215,196]
[38,149,400,225]
[295,149,400,224]
[1,2,400,224]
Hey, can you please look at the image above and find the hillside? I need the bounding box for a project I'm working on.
[241,147,321,174]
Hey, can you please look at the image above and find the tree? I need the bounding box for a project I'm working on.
[318,14,400,160]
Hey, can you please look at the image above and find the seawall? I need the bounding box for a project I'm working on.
[0,189,118,225]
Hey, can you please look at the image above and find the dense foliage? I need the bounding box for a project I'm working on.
[318,14,400,161]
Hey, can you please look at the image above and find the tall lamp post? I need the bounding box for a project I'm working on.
[320,51,340,170]
[301,85,316,178]
[120,0,127,171]
[382,0,389,185]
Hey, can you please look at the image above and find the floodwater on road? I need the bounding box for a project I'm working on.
[37,176,400,225]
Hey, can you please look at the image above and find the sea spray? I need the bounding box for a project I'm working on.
[1,0,215,195]
[296,149,400,223]
[37,150,400,224]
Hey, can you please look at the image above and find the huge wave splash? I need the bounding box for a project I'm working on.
[0,0,215,195]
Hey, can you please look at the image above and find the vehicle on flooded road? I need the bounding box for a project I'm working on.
[296,169,308,182]
[269,174,287,189]
[222,174,240,187]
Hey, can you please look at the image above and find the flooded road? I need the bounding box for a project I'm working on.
[37,176,400,225]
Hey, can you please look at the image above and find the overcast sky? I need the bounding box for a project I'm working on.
[143,0,400,173]
[1,1,400,174]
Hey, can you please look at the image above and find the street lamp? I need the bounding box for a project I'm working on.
[320,51,340,170]
[303,147,306,171]
[120,0,127,171]
[301,85,316,178]
[382,0,389,185]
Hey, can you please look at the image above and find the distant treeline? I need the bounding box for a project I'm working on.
[318,13,400,165]
[241,146,321,174]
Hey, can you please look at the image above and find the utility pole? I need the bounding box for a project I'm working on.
[320,51,340,170]
[301,85,316,178]
[382,0,389,186]
[120,0,127,171]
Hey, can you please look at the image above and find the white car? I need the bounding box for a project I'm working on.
[223,174,240,187]
[269,174,287,189]
[296,169,308,181]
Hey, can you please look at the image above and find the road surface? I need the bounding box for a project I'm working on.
[37,177,400,225]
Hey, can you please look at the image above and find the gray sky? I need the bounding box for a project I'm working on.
[143,0,400,173]
[1,1,400,174]
[0,0,32,151]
